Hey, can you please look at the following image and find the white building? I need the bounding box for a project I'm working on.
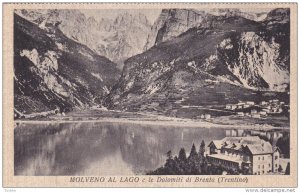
[252,113,261,118]
[205,114,211,119]
[246,101,255,105]
[225,104,232,110]
[207,136,280,175]
[260,101,268,106]
[237,112,245,117]
[243,104,250,108]
[260,111,267,116]
[251,109,258,114]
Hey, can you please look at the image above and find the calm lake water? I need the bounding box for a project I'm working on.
[14,122,280,176]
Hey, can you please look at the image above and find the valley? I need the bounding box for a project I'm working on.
[11,6,293,178]
[13,8,290,128]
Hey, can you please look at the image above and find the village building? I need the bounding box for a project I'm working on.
[237,112,245,117]
[265,105,272,110]
[204,114,211,119]
[246,101,255,105]
[270,107,283,113]
[262,108,270,113]
[259,111,267,116]
[260,101,268,106]
[243,104,250,108]
[236,103,245,109]
[207,136,280,175]
[237,105,243,109]
[251,109,258,114]
[225,104,237,110]
[251,113,261,118]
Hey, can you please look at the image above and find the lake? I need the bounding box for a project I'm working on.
[14,122,284,176]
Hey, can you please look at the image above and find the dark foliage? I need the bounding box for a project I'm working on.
[276,135,290,158]
[285,162,290,175]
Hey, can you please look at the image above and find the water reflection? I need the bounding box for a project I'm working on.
[15,122,258,176]
[225,128,290,145]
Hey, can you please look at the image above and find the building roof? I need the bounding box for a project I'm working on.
[210,140,223,149]
[207,153,243,164]
[223,136,261,144]
[208,136,275,155]
[246,142,273,155]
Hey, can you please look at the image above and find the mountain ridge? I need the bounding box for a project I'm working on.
[14,9,152,68]
[106,8,290,114]
[14,13,121,116]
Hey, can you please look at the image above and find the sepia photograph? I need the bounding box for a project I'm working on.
[2,2,297,188]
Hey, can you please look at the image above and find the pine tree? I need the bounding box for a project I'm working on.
[178,148,187,161]
[164,150,176,175]
[188,144,200,174]
[166,150,172,160]
[199,140,205,157]
[173,155,181,174]
[178,148,188,173]
[189,144,198,159]
[199,140,206,164]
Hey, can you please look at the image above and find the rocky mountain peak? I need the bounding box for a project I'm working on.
[15,9,152,68]
[207,8,268,21]
[144,9,209,50]
[209,8,242,16]
[107,8,290,114]
[143,8,271,51]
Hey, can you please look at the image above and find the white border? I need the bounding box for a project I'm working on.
[1,0,299,192]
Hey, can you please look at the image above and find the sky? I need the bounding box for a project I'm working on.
[80,8,273,24]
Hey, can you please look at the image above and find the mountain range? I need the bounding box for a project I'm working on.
[106,8,289,111]
[15,9,152,69]
[144,9,269,50]
[14,8,290,116]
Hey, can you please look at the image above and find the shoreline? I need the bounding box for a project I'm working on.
[14,117,289,130]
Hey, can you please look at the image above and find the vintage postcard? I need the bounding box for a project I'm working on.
[2,2,297,188]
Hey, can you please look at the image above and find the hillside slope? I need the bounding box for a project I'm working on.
[14,14,120,116]
[106,9,290,116]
